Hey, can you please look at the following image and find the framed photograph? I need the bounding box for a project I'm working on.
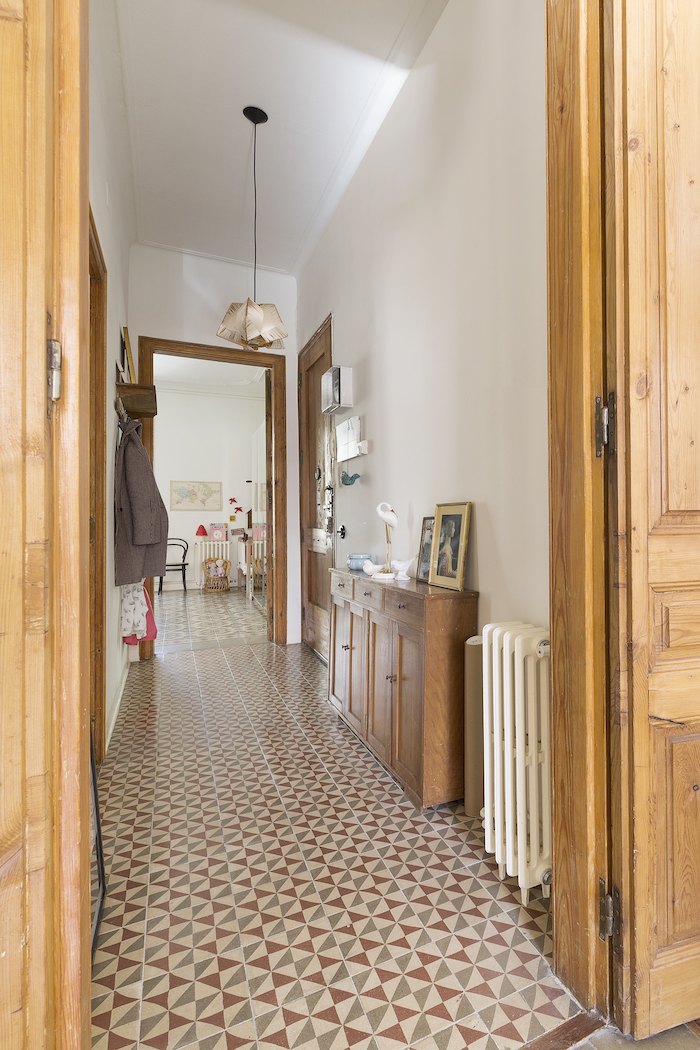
[416,516,435,583]
[170,481,222,510]
[428,502,472,590]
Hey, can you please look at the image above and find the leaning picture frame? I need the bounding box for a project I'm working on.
[416,516,435,583]
[428,502,471,590]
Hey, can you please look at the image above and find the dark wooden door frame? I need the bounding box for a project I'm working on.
[298,314,333,658]
[137,336,287,649]
[89,211,107,764]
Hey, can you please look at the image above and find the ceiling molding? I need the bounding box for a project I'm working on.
[138,239,293,276]
[155,380,265,401]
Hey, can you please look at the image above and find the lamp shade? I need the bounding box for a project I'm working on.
[196,525,208,537]
[217,298,287,350]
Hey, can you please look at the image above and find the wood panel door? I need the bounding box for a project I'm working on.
[299,317,333,660]
[367,611,392,764]
[1,0,90,1045]
[391,622,424,797]
[607,0,700,1035]
[329,595,349,714]
[344,602,366,737]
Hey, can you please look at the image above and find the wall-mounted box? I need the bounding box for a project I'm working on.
[321,366,353,415]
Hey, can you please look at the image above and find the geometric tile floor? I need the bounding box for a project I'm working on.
[93,589,579,1050]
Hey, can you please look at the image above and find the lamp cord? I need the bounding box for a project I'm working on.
[253,122,258,303]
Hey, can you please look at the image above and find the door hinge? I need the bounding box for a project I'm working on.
[595,392,615,457]
[300,449,304,465]
[301,527,305,543]
[302,606,306,621]
[299,372,303,389]
[48,339,62,403]
[599,877,622,954]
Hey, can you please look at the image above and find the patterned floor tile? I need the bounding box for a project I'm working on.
[353,948,473,1048]
[255,980,378,1049]
[93,589,569,1050]
[478,976,581,1050]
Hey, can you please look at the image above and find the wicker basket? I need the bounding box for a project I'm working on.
[202,558,231,592]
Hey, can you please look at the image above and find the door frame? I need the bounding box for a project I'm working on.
[137,336,287,647]
[298,314,333,658]
[89,212,107,765]
[546,0,612,1019]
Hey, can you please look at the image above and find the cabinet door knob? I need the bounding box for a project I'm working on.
[364,591,371,596]
[342,644,350,650]
[398,603,406,609]
[385,674,397,682]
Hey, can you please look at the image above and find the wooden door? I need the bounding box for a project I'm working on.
[329,595,349,714]
[299,316,333,660]
[1,0,90,1045]
[606,0,700,1035]
[344,602,366,736]
[367,611,393,764]
[391,622,424,797]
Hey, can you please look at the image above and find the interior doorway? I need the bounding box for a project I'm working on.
[137,336,287,648]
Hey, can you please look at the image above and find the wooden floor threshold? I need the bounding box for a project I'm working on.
[523,1012,604,1050]
[687,1020,700,1041]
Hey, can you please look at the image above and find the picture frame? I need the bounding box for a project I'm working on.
[210,523,228,542]
[123,326,136,383]
[416,516,435,583]
[428,502,472,590]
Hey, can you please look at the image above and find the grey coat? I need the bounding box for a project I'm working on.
[114,418,169,586]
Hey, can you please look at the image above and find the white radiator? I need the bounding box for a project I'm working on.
[482,621,552,905]
[194,541,231,587]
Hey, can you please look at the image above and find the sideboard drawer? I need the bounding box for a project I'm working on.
[354,580,384,612]
[330,573,354,600]
[384,589,424,628]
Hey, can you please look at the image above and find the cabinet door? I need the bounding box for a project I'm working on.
[328,594,349,714]
[392,621,424,797]
[366,611,392,763]
[344,602,366,735]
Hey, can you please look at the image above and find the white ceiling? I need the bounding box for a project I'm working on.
[153,354,265,397]
[116,0,448,273]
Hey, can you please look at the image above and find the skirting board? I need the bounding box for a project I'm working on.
[106,658,130,752]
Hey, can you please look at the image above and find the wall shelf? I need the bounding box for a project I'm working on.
[116,383,157,418]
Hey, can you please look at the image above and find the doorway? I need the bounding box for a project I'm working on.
[137,336,287,648]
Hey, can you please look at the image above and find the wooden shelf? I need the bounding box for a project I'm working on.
[116,383,157,418]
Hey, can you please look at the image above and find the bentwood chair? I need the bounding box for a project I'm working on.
[158,538,189,593]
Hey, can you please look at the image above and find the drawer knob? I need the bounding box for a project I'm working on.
[338,582,345,588]
[342,644,350,651]
[398,603,406,609]
[364,591,371,596]
[385,674,397,682]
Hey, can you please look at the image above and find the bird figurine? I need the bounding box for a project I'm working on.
[362,560,383,576]
[376,503,398,574]
[391,557,415,582]
[341,471,361,486]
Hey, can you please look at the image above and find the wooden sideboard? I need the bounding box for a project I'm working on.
[328,568,478,810]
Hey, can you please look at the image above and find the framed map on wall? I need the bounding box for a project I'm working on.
[170,481,222,511]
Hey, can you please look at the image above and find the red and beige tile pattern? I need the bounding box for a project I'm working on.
[93,590,572,1050]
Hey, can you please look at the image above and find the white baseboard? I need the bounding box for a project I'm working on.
[106,659,129,752]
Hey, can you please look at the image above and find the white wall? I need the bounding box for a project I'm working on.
[90,0,138,743]
[128,244,301,640]
[297,0,548,629]
[153,387,264,583]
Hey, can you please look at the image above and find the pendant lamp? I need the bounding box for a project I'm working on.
[218,107,288,350]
